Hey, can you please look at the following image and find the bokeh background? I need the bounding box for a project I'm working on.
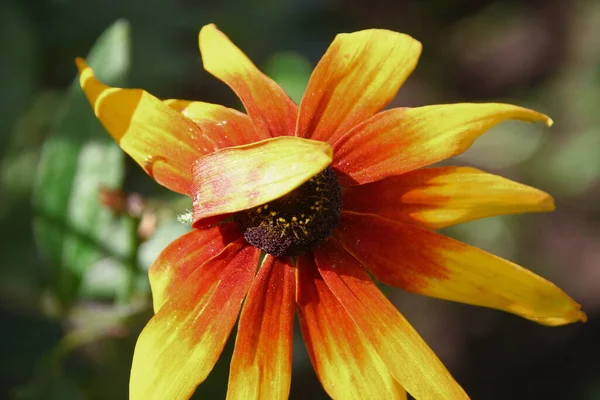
[1,0,599,398]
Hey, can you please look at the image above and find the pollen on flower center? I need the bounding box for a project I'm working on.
[235,167,342,257]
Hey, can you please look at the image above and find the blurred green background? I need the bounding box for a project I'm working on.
[1,0,599,399]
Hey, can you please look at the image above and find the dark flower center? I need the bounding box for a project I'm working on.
[235,167,342,257]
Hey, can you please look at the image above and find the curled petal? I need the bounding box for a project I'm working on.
[314,239,468,400]
[199,24,297,138]
[76,58,204,195]
[148,222,242,312]
[130,242,260,400]
[296,29,421,143]
[297,256,407,400]
[335,212,587,326]
[165,99,270,148]
[333,103,553,186]
[191,136,333,225]
[227,256,295,400]
[343,166,555,229]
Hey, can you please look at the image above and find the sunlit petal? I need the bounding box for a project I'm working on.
[343,166,555,229]
[165,99,270,147]
[199,24,297,138]
[148,222,242,312]
[76,58,204,195]
[296,29,421,143]
[227,256,295,400]
[336,212,587,326]
[130,242,260,400]
[191,136,332,225]
[297,256,407,400]
[333,103,552,186]
[315,238,468,400]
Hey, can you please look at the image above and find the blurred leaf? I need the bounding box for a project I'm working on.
[13,356,85,400]
[1,150,39,201]
[0,1,38,158]
[79,258,128,299]
[1,92,65,204]
[543,128,600,196]
[33,20,131,308]
[262,51,312,103]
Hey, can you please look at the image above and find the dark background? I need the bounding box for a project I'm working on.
[1,0,599,399]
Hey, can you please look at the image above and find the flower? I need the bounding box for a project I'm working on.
[76,24,586,400]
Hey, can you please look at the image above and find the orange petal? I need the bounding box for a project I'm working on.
[336,212,587,326]
[130,242,260,400]
[191,136,332,225]
[315,238,468,400]
[332,103,552,186]
[164,99,270,147]
[296,29,421,143]
[148,222,242,313]
[227,256,295,400]
[76,58,204,195]
[297,256,407,400]
[199,24,298,138]
[343,166,555,229]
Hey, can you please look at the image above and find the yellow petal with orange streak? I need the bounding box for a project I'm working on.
[297,256,407,400]
[130,242,260,400]
[343,166,555,229]
[227,256,295,400]
[333,103,552,186]
[336,212,587,326]
[199,24,297,138]
[76,58,204,195]
[148,222,242,313]
[164,99,271,147]
[191,136,332,225]
[297,28,421,144]
[315,238,469,400]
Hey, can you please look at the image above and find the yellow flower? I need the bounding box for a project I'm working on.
[77,24,586,400]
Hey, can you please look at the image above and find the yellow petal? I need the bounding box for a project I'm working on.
[191,136,333,225]
[148,223,242,312]
[227,256,295,400]
[336,212,587,326]
[130,242,260,400]
[165,99,271,147]
[76,58,204,195]
[297,29,421,144]
[314,239,467,400]
[333,103,552,186]
[199,24,298,138]
[343,166,555,229]
[297,256,407,400]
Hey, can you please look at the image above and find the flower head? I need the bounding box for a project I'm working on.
[77,24,586,400]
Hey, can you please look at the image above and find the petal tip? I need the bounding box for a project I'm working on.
[540,194,556,212]
[521,108,553,127]
[565,304,588,324]
[75,57,94,85]
[75,56,87,72]
[198,23,220,50]
[539,301,587,326]
[200,23,218,33]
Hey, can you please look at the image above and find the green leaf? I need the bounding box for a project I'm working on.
[33,20,132,308]
[0,1,38,158]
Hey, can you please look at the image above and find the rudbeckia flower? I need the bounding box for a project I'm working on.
[76,24,586,400]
